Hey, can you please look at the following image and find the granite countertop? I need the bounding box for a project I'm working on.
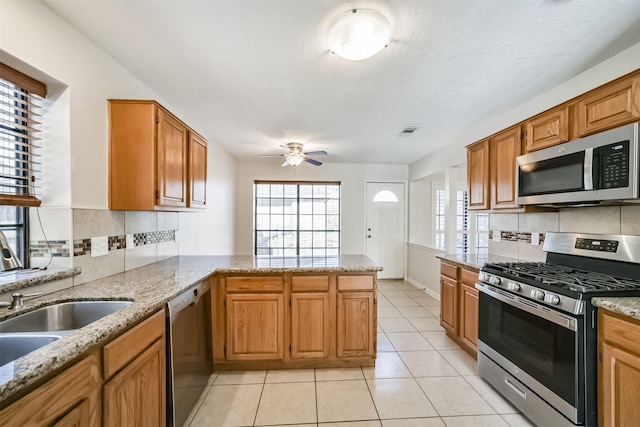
[0,254,381,403]
[436,253,519,270]
[592,297,640,321]
[0,267,81,295]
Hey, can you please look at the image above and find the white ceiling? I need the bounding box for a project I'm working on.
[43,0,640,165]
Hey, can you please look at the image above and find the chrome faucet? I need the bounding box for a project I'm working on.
[0,292,43,309]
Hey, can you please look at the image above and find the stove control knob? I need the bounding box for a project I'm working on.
[507,282,521,292]
[487,276,501,286]
[531,289,545,300]
[544,294,560,305]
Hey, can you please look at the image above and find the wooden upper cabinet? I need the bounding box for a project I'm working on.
[578,74,640,137]
[108,99,207,211]
[490,125,522,210]
[189,132,208,208]
[525,106,570,152]
[157,107,188,208]
[467,140,489,210]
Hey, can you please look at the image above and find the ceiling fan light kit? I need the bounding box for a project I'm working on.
[259,142,328,167]
[328,9,391,61]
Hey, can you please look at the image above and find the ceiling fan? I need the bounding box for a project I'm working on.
[259,142,328,167]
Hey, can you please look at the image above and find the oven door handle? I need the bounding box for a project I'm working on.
[476,283,578,331]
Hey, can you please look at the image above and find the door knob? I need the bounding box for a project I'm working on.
[367,235,372,238]
[368,228,371,231]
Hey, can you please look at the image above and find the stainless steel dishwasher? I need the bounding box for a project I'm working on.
[166,280,213,427]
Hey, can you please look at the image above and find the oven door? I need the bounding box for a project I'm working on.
[476,283,583,424]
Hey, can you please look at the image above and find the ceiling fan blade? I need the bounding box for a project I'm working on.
[258,154,285,157]
[303,151,327,156]
[281,160,290,167]
[304,157,322,166]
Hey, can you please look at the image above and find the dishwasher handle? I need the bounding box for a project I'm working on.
[166,280,210,317]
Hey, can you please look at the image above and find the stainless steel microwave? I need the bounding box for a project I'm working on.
[516,122,640,206]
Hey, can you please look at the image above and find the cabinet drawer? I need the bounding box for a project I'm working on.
[460,268,479,287]
[226,275,284,293]
[103,310,165,378]
[600,309,640,356]
[292,275,329,292]
[337,275,374,291]
[440,262,458,280]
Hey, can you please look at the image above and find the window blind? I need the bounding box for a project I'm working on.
[0,63,45,207]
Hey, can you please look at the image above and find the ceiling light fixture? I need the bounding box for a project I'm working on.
[285,152,305,166]
[328,9,391,61]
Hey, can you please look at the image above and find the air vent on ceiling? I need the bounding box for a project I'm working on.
[397,125,421,136]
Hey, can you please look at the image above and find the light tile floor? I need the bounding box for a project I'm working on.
[186,279,536,427]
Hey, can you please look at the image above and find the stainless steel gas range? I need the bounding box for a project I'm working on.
[476,232,640,427]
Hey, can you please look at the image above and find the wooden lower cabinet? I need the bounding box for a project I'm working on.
[103,340,165,427]
[598,309,640,427]
[458,282,479,354]
[226,293,285,361]
[0,353,101,426]
[102,310,166,427]
[291,292,331,359]
[337,292,375,358]
[439,260,479,358]
[439,275,457,335]
[214,272,377,369]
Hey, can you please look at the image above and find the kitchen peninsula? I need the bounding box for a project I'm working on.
[0,254,381,411]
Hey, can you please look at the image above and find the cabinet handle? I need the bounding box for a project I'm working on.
[504,379,526,399]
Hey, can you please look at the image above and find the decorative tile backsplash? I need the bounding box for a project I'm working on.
[30,240,70,258]
[72,230,176,257]
[489,231,546,245]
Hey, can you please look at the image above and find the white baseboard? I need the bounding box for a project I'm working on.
[406,277,440,300]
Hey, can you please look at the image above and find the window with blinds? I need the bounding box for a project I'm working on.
[0,63,46,207]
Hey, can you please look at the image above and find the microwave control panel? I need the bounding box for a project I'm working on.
[599,140,629,189]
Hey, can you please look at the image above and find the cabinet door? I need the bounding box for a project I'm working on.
[337,292,375,358]
[467,140,489,210]
[189,132,207,208]
[291,292,331,359]
[103,338,166,427]
[600,342,640,427]
[440,275,457,335]
[226,293,284,360]
[157,108,188,208]
[459,282,479,355]
[0,354,101,427]
[490,126,522,210]
[578,75,640,136]
[525,106,570,152]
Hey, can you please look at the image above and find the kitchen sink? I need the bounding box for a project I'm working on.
[0,335,60,366]
[0,300,133,333]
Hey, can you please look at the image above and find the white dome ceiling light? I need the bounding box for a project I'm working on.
[328,9,391,61]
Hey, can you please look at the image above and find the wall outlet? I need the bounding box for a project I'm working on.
[531,232,540,246]
[91,236,109,257]
[493,230,502,242]
[126,234,134,250]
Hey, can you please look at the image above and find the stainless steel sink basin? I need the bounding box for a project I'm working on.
[0,300,133,333]
[0,335,60,366]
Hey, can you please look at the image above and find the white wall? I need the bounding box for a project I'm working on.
[235,160,408,255]
[179,142,238,255]
[1,0,237,259]
[409,41,640,181]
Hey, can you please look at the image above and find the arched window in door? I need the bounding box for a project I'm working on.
[372,190,398,202]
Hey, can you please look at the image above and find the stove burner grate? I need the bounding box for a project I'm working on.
[486,262,640,292]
